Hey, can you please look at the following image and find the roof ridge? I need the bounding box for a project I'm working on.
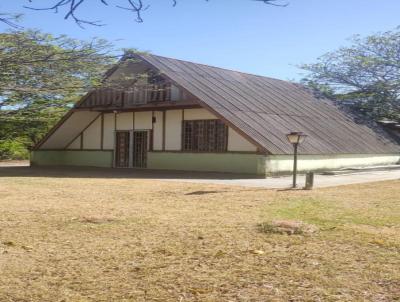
[141,53,295,85]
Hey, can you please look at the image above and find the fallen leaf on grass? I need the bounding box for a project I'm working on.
[2,241,15,247]
[250,250,265,255]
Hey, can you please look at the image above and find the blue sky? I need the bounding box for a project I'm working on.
[1,0,399,80]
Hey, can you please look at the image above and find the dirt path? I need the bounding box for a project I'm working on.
[1,162,399,188]
[159,168,400,189]
[0,160,29,167]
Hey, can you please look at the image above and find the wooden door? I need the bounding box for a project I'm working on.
[115,131,130,168]
[132,131,148,168]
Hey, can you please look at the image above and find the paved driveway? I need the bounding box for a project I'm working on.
[156,169,400,189]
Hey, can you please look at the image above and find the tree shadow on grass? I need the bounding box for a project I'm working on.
[0,165,265,181]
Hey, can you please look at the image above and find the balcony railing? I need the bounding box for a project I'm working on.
[125,83,172,105]
[79,84,174,108]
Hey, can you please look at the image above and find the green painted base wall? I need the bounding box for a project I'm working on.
[147,152,266,175]
[31,151,399,176]
[31,150,113,168]
[265,154,400,175]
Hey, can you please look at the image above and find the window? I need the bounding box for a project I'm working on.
[182,120,227,152]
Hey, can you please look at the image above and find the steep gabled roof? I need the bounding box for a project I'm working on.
[136,53,400,155]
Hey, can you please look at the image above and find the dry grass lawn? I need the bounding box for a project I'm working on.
[0,169,399,301]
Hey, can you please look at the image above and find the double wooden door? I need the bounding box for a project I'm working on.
[115,131,148,168]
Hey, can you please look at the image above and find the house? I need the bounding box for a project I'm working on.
[31,53,400,175]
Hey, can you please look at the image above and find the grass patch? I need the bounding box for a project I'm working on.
[259,220,319,235]
[262,195,400,229]
[0,169,399,301]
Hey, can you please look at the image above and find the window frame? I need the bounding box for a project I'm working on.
[182,119,228,153]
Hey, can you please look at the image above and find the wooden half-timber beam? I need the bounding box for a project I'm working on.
[63,113,102,150]
[73,100,201,113]
[150,111,154,151]
[100,113,104,150]
[162,110,166,151]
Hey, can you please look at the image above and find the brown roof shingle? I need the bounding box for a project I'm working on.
[137,53,400,155]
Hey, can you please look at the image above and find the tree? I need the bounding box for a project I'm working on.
[301,28,400,122]
[0,30,116,158]
[2,0,288,28]
[1,30,114,95]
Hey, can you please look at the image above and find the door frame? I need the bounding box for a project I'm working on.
[114,129,150,168]
[132,130,149,168]
[113,130,132,168]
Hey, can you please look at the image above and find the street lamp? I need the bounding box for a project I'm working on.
[286,132,307,188]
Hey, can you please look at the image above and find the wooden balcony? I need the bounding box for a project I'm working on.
[77,84,182,109]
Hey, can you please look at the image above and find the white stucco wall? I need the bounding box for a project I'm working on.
[116,112,133,130]
[40,111,100,149]
[153,111,163,151]
[134,111,152,129]
[45,108,261,153]
[184,108,217,120]
[165,110,182,150]
[66,135,81,149]
[265,154,400,174]
[82,116,102,149]
[227,128,257,152]
[103,113,115,150]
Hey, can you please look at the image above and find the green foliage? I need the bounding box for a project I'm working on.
[301,28,400,122]
[300,79,335,99]
[0,139,29,160]
[0,113,59,152]
[0,30,116,160]
[0,30,115,107]
[122,48,149,56]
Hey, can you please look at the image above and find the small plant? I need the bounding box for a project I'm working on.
[259,220,318,235]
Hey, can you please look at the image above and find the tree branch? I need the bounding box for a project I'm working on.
[0,13,24,29]
[24,0,105,27]
[21,0,289,27]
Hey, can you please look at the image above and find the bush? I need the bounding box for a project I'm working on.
[0,139,29,160]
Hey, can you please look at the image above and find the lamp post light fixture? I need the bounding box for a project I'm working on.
[286,132,307,188]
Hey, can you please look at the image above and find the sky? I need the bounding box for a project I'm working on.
[1,0,400,81]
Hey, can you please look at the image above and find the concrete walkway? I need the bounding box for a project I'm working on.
[157,169,400,189]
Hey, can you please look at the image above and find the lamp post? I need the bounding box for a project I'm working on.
[286,132,307,188]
